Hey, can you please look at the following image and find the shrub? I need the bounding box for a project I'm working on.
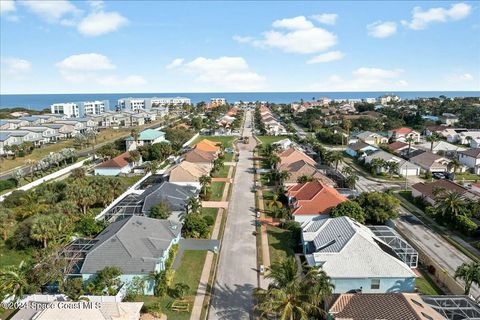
[330,201,366,224]
[203,215,215,226]
[0,179,17,192]
[455,215,478,236]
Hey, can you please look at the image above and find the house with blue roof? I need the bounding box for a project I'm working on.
[126,129,167,151]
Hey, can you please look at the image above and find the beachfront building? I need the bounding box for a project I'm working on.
[51,100,110,118]
[118,97,190,111]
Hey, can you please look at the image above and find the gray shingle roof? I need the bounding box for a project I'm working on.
[80,215,181,274]
[141,182,198,213]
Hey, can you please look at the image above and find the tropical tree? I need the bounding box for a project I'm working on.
[150,202,172,219]
[454,262,480,295]
[144,160,160,174]
[266,154,281,170]
[25,159,38,182]
[0,261,31,301]
[30,215,56,248]
[186,197,201,215]
[254,257,333,319]
[447,159,461,174]
[213,157,225,173]
[128,150,141,165]
[267,194,283,210]
[433,191,469,223]
[356,191,400,223]
[131,129,140,146]
[370,158,386,175]
[297,175,313,184]
[405,137,415,156]
[426,133,440,152]
[148,271,167,297]
[173,283,190,299]
[328,151,343,170]
[330,201,366,224]
[199,175,212,197]
[0,208,16,241]
[386,161,400,178]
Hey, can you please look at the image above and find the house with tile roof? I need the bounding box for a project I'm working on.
[409,151,451,172]
[184,148,217,164]
[279,160,335,187]
[388,141,416,156]
[412,180,479,205]
[327,293,445,320]
[193,139,222,153]
[278,148,316,168]
[80,215,181,295]
[94,151,140,176]
[125,129,167,151]
[364,150,421,176]
[388,127,421,143]
[286,181,347,222]
[345,141,378,157]
[458,148,480,174]
[168,161,212,187]
[302,216,416,293]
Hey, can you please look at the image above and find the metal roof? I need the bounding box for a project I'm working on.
[422,296,480,320]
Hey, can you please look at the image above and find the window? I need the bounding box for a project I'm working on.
[370,279,380,290]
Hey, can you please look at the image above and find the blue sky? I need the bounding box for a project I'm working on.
[1,0,479,93]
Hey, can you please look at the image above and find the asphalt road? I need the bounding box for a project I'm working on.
[208,111,258,320]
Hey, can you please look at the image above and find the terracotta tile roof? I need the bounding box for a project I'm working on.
[392,127,414,134]
[389,141,409,151]
[286,181,347,216]
[194,139,221,153]
[459,148,480,158]
[412,180,468,199]
[184,148,216,163]
[278,148,316,167]
[328,293,444,320]
[97,151,131,168]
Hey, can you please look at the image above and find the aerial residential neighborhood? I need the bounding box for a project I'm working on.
[1,1,480,320]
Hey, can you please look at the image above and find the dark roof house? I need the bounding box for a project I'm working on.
[142,182,198,213]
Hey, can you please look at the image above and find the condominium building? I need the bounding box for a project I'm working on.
[150,96,190,107]
[210,98,226,106]
[50,100,110,118]
[118,97,190,111]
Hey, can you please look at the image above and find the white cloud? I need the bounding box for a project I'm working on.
[272,16,314,30]
[402,3,471,30]
[166,58,184,69]
[1,57,32,77]
[78,11,128,36]
[55,53,146,88]
[20,0,81,23]
[306,51,344,64]
[169,56,265,91]
[0,0,16,14]
[236,16,337,54]
[88,0,105,11]
[309,67,407,91]
[448,73,475,81]
[367,21,397,38]
[311,13,338,25]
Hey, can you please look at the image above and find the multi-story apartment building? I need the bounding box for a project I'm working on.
[210,97,226,106]
[118,97,190,111]
[51,100,110,118]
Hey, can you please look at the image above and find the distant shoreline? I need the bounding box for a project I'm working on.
[1,91,479,110]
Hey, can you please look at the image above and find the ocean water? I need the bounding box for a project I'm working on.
[0,91,479,111]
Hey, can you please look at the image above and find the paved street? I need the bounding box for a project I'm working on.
[208,111,257,320]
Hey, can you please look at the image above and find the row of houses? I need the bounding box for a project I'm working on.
[259,106,287,135]
[265,143,420,295]
[76,138,225,295]
[426,125,480,147]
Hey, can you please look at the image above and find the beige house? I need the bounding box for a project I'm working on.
[278,148,316,167]
[168,161,212,188]
[279,160,334,187]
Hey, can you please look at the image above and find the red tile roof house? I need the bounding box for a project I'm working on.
[286,181,348,222]
[94,151,141,176]
[411,180,479,206]
[388,127,421,143]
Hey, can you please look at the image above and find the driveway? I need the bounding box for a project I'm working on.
[208,111,257,320]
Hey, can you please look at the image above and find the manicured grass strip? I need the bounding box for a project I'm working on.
[267,226,295,264]
[189,135,236,148]
[212,165,229,178]
[256,135,289,145]
[210,182,225,201]
[416,270,444,295]
[137,250,207,320]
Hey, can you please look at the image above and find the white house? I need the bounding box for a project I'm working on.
[302,217,416,293]
[458,149,480,174]
[364,150,421,176]
[125,129,167,151]
[94,151,140,176]
[388,127,421,143]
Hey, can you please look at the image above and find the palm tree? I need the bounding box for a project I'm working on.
[405,137,415,157]
[30,215,57,248]
[254,257,333,319]
[370,158,386,175]
[25,159,37,182]
[342,119,352,141]
[329,151,343,170]
[213,157,225,173]
[267,194,283,210]
[199,175,212,197]
[267,154,281,170]
[465,136,473,147]
[448,159,460,174]
[128,150,141,166]
[186,197,201,215]
[278,170,291,189]
[144,160,160,174]
[0,208,16,241]
[0,261,30,301]
[434,191,467,223]
[148,271,166,297]
[386,161,400,178]
[108,178,126,198]
[426,133,440,152]
[297,175,313,184]
[131,129,140,147]
[454,262,480,295]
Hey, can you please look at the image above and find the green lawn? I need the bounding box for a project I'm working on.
[0,240,31,268]
[267,226,295,264]
[455,172,480,181]
[256,135,289,145]
[201,207,219,234]
[135,250,207,320]
[118,175,143,186]
[210,182,226,201]
[190,135,236,148]
[223,152,234,162]
[416,269,443,295]
[212,165,230,178]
